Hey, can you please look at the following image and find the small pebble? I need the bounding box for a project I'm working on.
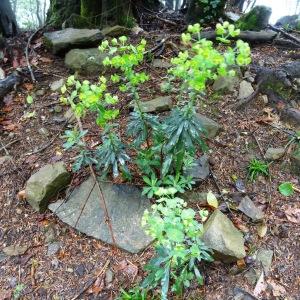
[75,264,86,277]
[54,105,63,113]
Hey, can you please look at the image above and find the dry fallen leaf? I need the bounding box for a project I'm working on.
[3,245,28,256]
[268,279,286,297]
[39,57,53,63]
[237,258,246,269]
[23,83,34,91]
[207,191,219,208]
[253,271,266,297]
[257,222,268,238]
[17,190,26,201]
[285,207,300,224]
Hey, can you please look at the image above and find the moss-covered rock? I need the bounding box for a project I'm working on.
[62,14,91,29]
[237,6,272,31]
[47,0,80,28]
[291,147,300,176]
[101,25,131,37]
[276,14,300,30]
[44,28,104,54]
[65,48,108,75]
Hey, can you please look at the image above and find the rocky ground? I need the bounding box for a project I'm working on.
[0,25,300,300]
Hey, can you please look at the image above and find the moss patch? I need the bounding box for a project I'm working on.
[237,6,272,31]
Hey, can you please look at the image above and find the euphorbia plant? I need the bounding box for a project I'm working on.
[141,186,213,299]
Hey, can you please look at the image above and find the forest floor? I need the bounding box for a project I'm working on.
[0,28,300,300]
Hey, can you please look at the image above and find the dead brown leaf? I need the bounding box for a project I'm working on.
[285,207,300,224]
[253,271,266,297]
[268,279,286,297]
[39,57,53,63]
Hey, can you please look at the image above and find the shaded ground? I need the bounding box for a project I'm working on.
[0,31,299,300]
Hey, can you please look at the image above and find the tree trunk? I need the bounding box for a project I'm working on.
[0,0,18,37]
[185,0,226,23]
[47,0,81,27]
[36,0,43,27]
[166,0,174,10]
[47,0,160,28]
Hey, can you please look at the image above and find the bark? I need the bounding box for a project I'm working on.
[200,30,277,43]
[236,62,300,126]
[36,0,43,27]
[185,0,226,23]
[166,0,174,10]
[0,72,23,104]
[47,0,160,28]
[0,0,18,37]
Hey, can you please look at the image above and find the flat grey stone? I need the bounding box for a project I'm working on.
[50,78,65,92]
[131,96,173,113]
[213,76,239,92]
[265,147,285,161]
[202,210,246,263]
[238,80,254,99]
[65,48,108,75]
[105,269,114,284]
[291,148,300,176]
[49,177,154,253]
[47,242,61,256]
[44,28,104,54]
[244,268,259,285]
[25,162,71,212]
[181,191,208,203]
[101,25,130,37]
[238,196,264,221]
[256,249,273,274]
[0,252,8,263]
[184,155,210,185]
[152,59,171,69]
[195,113,222,138]
[0,156,11,166]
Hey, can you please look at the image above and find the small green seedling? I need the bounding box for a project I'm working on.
[118,287,149,300]
[247,158,270,181]
[26,95,34,104]
[278,182,300,196]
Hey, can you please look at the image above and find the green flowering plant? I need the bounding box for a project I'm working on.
[171,22,251,104]
[61,75,119,127]
[141,186,213,299]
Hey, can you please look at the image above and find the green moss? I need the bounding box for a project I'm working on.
[237,6,272,31]
[64,14,91,28]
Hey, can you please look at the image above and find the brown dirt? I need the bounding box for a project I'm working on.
[0,31,299,300]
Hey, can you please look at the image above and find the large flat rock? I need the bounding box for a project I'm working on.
[202,210,246,263]
[49,177,154,253]
[44,28,104,54]
[65,48,108,75]
[25,162,71,212]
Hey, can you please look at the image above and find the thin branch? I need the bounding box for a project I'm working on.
[74,180,96,228]
[268,24,300,45]
[25,24,48,82]
[71,259,110,300]
[76,117,116,247]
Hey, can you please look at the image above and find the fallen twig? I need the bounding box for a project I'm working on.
[25,24,47,82]
[76,117,116,247]
[74,180,96,228]
[154,15,177,26]
[0,139,20,152]
[251,130,265,159]
[234,82,262,110]
[269,24,300,45]
[144,37,170,56]
[25,119,69,156]
[71,259,110,300]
